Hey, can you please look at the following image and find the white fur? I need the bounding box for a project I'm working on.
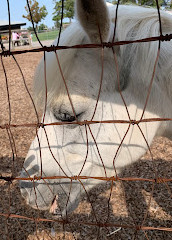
[20,2,172,216]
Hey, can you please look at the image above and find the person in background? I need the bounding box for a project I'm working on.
[12,32,20,47]
[16,32,20,46]
[30,33,33,45]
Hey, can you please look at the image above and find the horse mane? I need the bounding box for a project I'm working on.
[33,4,172,107]
[113,5,172,92]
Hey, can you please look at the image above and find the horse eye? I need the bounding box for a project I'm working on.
[56,112,76,122]
[53,110,76,122]
[59,112,76,122]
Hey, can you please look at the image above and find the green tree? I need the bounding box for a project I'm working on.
[112,0,165,6]
[112,0,137,4]
[138,0,164,7]
[39,23,48,31]
[53,0,74,28]
[27,26,34,31]
[23,0,48,30]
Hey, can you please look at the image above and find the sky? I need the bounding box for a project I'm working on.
[1,0,56,28]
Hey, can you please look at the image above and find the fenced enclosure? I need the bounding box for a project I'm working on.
[0,0,172,239]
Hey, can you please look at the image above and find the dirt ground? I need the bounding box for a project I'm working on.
[0,47,171,240]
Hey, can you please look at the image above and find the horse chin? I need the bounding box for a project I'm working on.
[20,181,53,212]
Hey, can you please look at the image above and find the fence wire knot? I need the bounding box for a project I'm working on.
[136,225,142,231]
[43,46,49,52]
[4,124,10,129]
[155,178,165,183]
[71,176,78,181]
[32,175,42,181]
[130,120,138,125]
[38,122,45,128]
[160,34,172,42]
[51,45,57,52]
[2,50,11,57]
[0,175,14,183]
[103,42,113,48]
[110,176,119,181]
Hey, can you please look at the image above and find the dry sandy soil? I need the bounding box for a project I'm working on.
[0,46,171,240]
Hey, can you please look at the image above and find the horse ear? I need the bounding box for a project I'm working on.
[76,0,110,43]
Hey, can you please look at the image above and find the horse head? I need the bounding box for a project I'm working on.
[20,0,172,216]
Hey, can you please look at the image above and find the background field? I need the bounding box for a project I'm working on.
[31,30,59,42]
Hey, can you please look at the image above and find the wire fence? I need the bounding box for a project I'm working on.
[0,0,172,239]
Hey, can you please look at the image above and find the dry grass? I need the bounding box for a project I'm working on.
[0,49,171,240]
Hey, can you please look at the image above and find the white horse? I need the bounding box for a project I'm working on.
[20,0,172,217]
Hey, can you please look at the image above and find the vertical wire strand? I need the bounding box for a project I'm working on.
[57,0,64,46]
[78,124,89,176]
[91,47,104,121]
[87,125,107,178]
[55,51,77,120]
[26,0,43,47]
[42,51,48,124]
[6,0,11,52]
[112,0,120,43]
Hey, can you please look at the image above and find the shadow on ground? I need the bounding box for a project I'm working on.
[0,156,171,240]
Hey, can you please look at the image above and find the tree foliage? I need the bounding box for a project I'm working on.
[27,26,34,31]
[39,23,48,31]
[112,0,137,4]
[52,0,75,27]
[111,0,167,7]
[23,0,48,28]
[138,0,164,7]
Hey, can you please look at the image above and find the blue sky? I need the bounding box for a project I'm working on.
[1,0,56,28]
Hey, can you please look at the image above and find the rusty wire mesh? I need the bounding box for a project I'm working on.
[0,0,172,239]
